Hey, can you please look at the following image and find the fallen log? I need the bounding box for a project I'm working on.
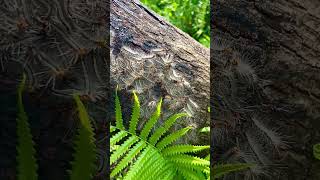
[110,0,210,143]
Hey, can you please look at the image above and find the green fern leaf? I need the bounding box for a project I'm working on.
[111,91,250,179]
[174,173,185,180]
[129,92,140,134]
[110,136,139,164]
[115,88,124,130]
[199,127,210,133]
[111,141,146,178]
[204,154,210,161]
[212,163,253,179]
[163,167,177,180]
[162,145,209,156]
[110,131,128,146]
[69,95,97,180]
[168,154,209,167]
[16,74,38,180]
[134,148,166,179]
[140,98,162,140]
[156,127,192,151]
[313,143,320,160]
[177,166,205,180]
[149,113,188,145]
[110,126,116,133]
[145,161,175,179]
[176,162,210,175]
[110,141,151,179]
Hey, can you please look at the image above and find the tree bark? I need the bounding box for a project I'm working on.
[110,0,210,143]
[0,0,109,179]
[0,0,210,179]
[212,0,320,179]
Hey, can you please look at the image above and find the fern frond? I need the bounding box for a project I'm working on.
[115,88,124,130]
[16,74,38,180]
[129,92,140,134]
[111,91,249,179]
[140,98,162,140]
[168,154,209,167]
[134,149,168,179]
[110,141,146,177]
[313,143,320,160]
[149,113,188,145]
[110,136,138,164]
[110,131,128,146]
[204,154,210,161]
[110,126,116,133]
[121,146,153,179]
[140,160,165,179]
[212,163,253,179]
[177,162,210,175]
[177,166,206,180]
[151,161,176,179]
[174,173,185,180]
[162,145,210,156]
[69,95,97,180]
[163,167,178,180]
[199,127,210,133]
[156,126,192,151]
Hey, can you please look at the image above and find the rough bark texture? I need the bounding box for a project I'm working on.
[110,0,210,143]
[0,0,109,179]
[212,0,320,179]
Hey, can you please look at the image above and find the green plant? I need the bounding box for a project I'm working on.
[16,74,38,180]
[212,163,253,179]
[140,0,210,47]
[16,75,97,180]
[111,90,210,179]
[111,90,252,179]
[16,74,252,180]
[70,95,97,180]
[313,143,320,160]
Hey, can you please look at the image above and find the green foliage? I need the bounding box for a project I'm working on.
[15,77,250,180]
[129,92,140,134]
[110,91,210,179]
[16,74,38,180]
[115,88,125,130]
[212,163,254,179]
[141,0,210,47]
[313,143,320,160]
[16,76,97,180]
[199,127,210,133]
[70,95,97,180]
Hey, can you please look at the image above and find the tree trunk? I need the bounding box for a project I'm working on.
[110,0,210,143]
[212,0,320,179]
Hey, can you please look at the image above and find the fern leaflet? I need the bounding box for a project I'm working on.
[69,95,97,180]
[212,163,253,179]
[16,74,38,180]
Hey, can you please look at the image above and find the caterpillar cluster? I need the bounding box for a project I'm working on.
[0,0,109,178]
[211,36,291,179]
[0,0,109,101]
[110,23,203,142]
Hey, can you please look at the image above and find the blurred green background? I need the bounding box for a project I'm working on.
[141,0,210,47]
